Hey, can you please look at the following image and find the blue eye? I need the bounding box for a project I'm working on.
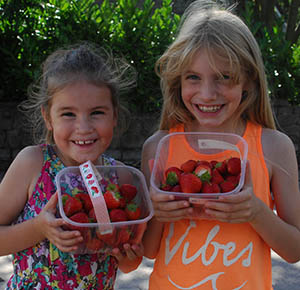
[222,74,230,80]
[186,74,200,80]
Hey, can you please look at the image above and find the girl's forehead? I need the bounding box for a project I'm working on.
[49,81,113,108]
[186,49,232,71]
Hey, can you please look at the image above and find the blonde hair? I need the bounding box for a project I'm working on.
[156,0,276,130]
[20,42,136,144]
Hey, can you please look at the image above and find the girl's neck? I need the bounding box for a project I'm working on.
[52,144,104,167]
[185,120,247,137]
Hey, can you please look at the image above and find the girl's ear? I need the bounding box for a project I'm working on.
[41,106,52,131]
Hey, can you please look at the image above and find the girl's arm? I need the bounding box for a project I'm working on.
[0,146,82,255]
[250,129,300,263]
[203,129,300,263]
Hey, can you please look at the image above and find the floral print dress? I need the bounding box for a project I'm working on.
[6,144,119,290]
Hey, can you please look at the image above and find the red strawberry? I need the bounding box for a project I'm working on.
[210,160,218,169]
[75,193,93,213]
[171,184,182,192]
[165,166,182,186]
[69,212,89,224]
[211,169,224,184]
[117,226,132,244]
[125,202,141,220]
[220,181,236,193]
[226,157,241,175]
[215,160,227,175]
[160,184,173,191]
[179,173,202,193]
[194,164,212,182]
[180,159,197,173]
[109,209,128,222]
[226,174,240,186]
[86,231,104,251]
[96,228,118,246]
[196,160,211,168]
[120,184,137,202]
[201,181,220,193]
[106,182,120,193]
[63,196,83,217]
[66,212,89,232]
[129,223,147,244]
[88,208,96,222]
[104,190,125,209]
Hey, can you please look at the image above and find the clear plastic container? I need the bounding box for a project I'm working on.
[150,132,248,204]
[55,165,153,254]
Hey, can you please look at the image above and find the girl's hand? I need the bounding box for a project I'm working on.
[111,243,144,273]
[151,189,193,222]
[202,164,262,223]
[111,243,144,262]
[35,192,83,252]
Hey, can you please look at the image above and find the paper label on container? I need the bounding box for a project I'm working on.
[198,139,239,152]
[79,160,112,234]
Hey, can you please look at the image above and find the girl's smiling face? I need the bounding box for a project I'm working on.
[181,49,247,133]
[43,80,117,166]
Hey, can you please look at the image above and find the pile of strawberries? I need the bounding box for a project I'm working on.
[161,157,242,194]
[60,182,145,253]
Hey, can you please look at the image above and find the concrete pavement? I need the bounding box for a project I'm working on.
[1,252,300,290]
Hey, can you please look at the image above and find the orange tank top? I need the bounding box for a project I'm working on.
[149,122,274,290]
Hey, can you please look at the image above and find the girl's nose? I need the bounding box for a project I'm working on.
[199,80,217,102]
[75,116,93,133]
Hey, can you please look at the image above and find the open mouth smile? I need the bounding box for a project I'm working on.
[73,140,96,145]
[197,105,223,113]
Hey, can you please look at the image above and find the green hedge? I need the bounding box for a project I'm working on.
[1,0,300,112]
[0,0,180,112]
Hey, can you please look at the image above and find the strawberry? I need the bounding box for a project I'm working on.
[180,159,197,173]
[165,166,182,186]
[63,195,83,217]
[104,190,125,209]
[194,164,212,182]
[211,169,224,184]
[220,181,236,193]
[88,208,96,222]
[106,182,121,194]
[69,212,89,224]
[117,226,132,244]
[65,212,89,233]
[179,173,202,193]
[160,184,173,191]
[196,160,211,168]
[125,202,141,220]
[215,160,227,175]
[226,174,240,186]
[109,208,128,222]
[201,181,220,193]
[96,228,118,246]
[75,193,93,212]
[120,184,137,202]
[226,157,241,175]
[86,231,104,251]
[210,160,218,169]
[129,223,147,244]
[171,184,182,192]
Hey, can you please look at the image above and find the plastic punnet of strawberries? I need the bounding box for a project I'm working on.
[60,173,145,253]
[160,157,241,194]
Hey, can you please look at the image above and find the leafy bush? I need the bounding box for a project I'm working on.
[1,0,300,112]
[0,0,180,112]
[240,1,300,105]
